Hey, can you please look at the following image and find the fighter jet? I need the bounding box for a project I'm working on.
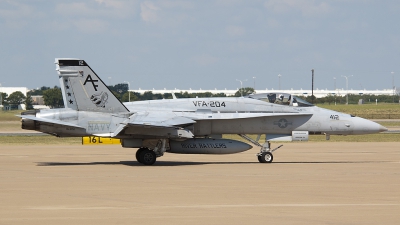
[19,58,388,165]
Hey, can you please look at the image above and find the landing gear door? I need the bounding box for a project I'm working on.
[194,120,212,136]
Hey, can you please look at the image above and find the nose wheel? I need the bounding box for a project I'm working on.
[257,152,273,163]
[256,141,282,163]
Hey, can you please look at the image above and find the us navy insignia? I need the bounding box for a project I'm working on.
[83,74,99,91]
[274,118,292,129]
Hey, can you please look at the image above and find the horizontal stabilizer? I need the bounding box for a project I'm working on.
[17,115,84,129]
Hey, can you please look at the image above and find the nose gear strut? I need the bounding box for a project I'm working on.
[238,134,283,163]
[256,141,283,163]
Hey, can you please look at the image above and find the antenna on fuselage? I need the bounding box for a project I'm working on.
[311,69,314,104]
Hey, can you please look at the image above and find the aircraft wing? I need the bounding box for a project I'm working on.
[178,111,313,120]
[120,111,311,129]
[111,112,197,137]
[17,115,85,128]
[127,112,196,128]
[112,111,312,136]
[128,117,196,128]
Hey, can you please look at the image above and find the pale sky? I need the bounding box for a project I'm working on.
[0,0,399,91]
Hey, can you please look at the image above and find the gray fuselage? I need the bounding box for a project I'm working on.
[24,96,386,138]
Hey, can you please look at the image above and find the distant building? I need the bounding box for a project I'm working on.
[0,87,28,109]
[31,95,45,105]
[30,95,49,109]
[0,87,28,97]
[133,88,238,96]
[131,88,396,98]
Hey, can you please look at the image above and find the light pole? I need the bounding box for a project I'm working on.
[0,82,2,107]
[252,76,256,92]
[236,79,247,97]
[124,81,131,102]
[341,75,353,105]
[333,77,336,105]
[278,74,281,90]
[333,77,336,91]
[391,72,395,103]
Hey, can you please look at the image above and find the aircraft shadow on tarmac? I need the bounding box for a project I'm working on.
[36,160,385,167]
[37,161,256,167]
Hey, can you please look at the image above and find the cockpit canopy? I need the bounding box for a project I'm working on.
[247,93,314,107]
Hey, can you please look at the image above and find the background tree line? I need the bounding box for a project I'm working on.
[1,84,399,110]
[1,91,33,110]
[299,94,400,105]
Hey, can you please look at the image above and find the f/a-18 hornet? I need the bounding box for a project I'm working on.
[19,59,388,165]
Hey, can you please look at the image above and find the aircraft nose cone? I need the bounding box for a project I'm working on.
[352,117,389,134]
[379,125,388,132]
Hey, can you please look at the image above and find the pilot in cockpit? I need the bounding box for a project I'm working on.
[275,94,290,105]
[266,93,290,105]
[267,93,276,103]
[248,93,313,107]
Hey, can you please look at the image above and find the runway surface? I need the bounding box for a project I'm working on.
[1,142,399,224]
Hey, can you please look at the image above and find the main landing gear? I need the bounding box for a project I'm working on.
[135,139,167,165]
[136,148,156,165]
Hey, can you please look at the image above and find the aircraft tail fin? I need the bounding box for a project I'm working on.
[55,58,129,113]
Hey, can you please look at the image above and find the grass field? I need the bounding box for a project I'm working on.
[317,103,400,119]
[0,110,24,121]
[0,136,81,145]
[378,121,400,127]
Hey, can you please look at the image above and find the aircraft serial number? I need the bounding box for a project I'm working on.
[193,101,226,107]
[330,115,339,120]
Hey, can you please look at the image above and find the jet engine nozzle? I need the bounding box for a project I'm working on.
[21,110,39,131]
[21,118,37,130]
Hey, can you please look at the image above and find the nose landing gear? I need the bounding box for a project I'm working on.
[255,141,283,163]
[257,152,273,163]
[238,134,283,164]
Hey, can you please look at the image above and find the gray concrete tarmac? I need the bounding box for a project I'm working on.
[1,142,399,225]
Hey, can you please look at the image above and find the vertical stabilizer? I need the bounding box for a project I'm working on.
[55,58,129,113]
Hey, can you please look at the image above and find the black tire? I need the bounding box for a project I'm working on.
[139,149,157,165]
[258,152,273,163]
[136,148,146,163]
